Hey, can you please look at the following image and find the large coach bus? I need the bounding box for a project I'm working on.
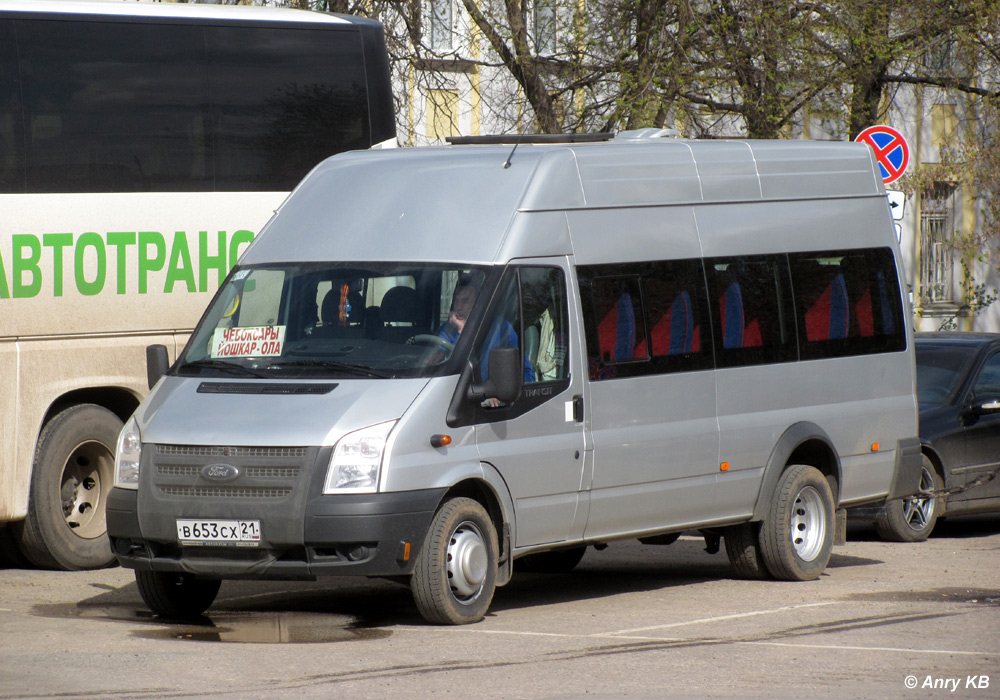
[0,0,396,569]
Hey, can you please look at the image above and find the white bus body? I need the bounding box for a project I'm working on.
[0,0,395,569]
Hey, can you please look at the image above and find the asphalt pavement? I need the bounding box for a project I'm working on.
[1,515,997,700]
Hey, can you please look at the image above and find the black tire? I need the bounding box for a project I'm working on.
[759,465,835,581]
[875,455,942,542]
[516,546,586,574]
[136,570,221,618]
[12,405,122,570]
[411,497,498,625]
[724,522,770,580]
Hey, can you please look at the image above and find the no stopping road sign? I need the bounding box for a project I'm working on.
[855,125,910,185]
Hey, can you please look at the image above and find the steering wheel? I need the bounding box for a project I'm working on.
[409,334,455,353]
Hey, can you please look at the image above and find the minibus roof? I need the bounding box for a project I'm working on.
[245,135,885,266]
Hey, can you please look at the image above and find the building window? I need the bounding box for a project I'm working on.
[920,182,956,305]
[426,0,453,51]
[426,88,459,140]
[534,0,557,55]
[931,103,958,149]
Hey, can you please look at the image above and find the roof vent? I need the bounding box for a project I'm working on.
[446,133,614,145]
[617,128,681,140]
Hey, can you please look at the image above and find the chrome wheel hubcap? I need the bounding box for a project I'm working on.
[790,485,826,561]
[446,521,488,602]
[61,441,114,539]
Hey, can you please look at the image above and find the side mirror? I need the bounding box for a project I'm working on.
[146,344,169,390]
[469,347,522,405]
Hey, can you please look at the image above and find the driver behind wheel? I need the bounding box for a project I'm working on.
[437,276,478,344]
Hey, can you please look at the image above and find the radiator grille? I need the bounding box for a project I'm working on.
[156,445,308,458]
[150,443,314,503]
[157,465,300,479]
[159,486,293,499]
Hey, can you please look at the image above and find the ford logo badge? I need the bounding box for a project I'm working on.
[202,463,240,482]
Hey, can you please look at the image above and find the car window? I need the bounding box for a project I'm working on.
[973,352,1000,398]
[915,344,978,405]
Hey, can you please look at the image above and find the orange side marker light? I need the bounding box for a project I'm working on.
[430,434,452,448]
[720,462,730,472]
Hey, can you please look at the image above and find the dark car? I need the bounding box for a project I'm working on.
[871,332,1000,541]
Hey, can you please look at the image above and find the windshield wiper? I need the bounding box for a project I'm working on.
[266,359,393,379]
[179,359,270,379]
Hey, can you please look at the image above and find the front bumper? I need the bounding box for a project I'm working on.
[107,486,446,579]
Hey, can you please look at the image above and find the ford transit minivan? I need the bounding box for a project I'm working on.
[108,132,922,624]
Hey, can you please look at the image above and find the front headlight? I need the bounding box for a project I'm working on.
[323,421,395,494]
[114,416,143,489]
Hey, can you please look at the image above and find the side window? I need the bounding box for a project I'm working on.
[0,20,24,194]
[637,259,711,373]
[973,353,1000,398]
[789,247,906,360]
[18,19,211,193]
[578,260,712,380]
[471,266,569,396]
[520,267,570,383]
[590,276,648,367]
[707,255,796,368]
[471,271,533,385]
[206,26,370,191]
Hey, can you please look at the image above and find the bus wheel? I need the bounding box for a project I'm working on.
[759,465,834,581]
[136,570,221,618]
[14,405,121,570]
[724,522,770,579]
[875,456,941,542]
[411,497,498,625]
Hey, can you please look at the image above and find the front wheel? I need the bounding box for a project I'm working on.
[875,455,942,542]
[136,570,221,618]
[411,498,498,625]
[759,465,835,581]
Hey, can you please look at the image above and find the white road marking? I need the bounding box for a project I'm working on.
[596,601,838,636]
[393,601,994,657]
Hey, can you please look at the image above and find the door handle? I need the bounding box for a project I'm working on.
[573,394,584,423]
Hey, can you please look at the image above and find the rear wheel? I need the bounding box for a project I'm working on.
[136,570,221,618]
[759,465,834,581]
[875,455,942,542]
[13,405,121,570]
[411,498,498,625]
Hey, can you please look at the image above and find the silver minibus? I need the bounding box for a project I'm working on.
[108,132,922,624]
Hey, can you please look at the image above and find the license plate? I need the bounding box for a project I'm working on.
[176,519,261,546]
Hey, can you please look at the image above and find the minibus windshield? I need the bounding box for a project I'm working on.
[177,262,490,379]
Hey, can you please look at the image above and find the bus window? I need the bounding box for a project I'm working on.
[708,255,797,368]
